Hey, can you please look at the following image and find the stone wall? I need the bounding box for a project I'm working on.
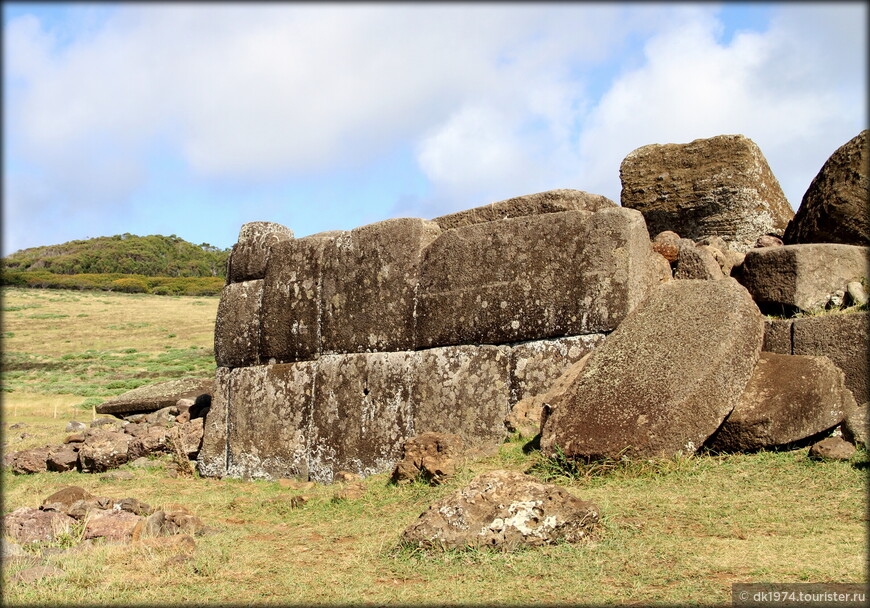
[200,190,669,481]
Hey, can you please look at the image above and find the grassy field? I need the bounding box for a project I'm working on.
[1,287,868,606]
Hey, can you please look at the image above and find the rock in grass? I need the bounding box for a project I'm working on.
[401,470,599,551]
[808,437,856,461]
[3,507,76,545]
[11,566,66,584]
[841,402,868,448]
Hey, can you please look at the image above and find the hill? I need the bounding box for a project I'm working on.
[2,233,230,278]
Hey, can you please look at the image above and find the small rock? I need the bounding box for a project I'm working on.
[1,537,26,558]
[91,417,124,429]
[808,437,857,461]
[65,421,87,433]
[128,456,158,469]
[333,483,366,502]
[847,281,868,307]
[827,289,846,309]
[64,433,86,444]
[99,471,135,481]
[3,507,77,544]
[11,565,66,584]
[10,422,28,430]
[755,234,784,248]
[334,471,361,483]
[83,510,143,542]
[290,495,310,509]
[41,486,94,513]
[46,446,79,472]
[145,406,178,427]
[278,479,315,491]
[117,497,152,516]
[123,413,147,423]
[392,432,464,485]
[841,402,868,448]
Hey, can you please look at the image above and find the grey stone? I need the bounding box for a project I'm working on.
[1,538,26,558]
[197,367,231,478]
[226,221,294,283]
[226,362,314,480]
[847,281,868,307]
[321,218,441,354]
[706,353,855,452]
[738,244,869,314]
[620,134,794,251]
[432,189,616,231]
[674,239,725,280]
[808,436,856,461]
[401,470,599,550]
[96,378,212,416]
[417,208,669,348]
[540,279,764,460]
[65,421,87,432]
[214,279,264,368]
[841,402,868,448]
[784,130,870,246]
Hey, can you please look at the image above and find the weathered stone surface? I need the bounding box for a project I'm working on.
[847,281,869,306]
[96,378,213,416]
[508,334,606,406]
[83,510,143,542]
[227,221,294,283]
[755,235,784,248]
[3,507,76,544]
[144,406,178,427]
[214,279,264,368]
[11,566,66,584]
[808,436,856,461]
[392,432,464,485]
[226,362,314,480]
[197,367,231,478]
[784,131,870,246]
[674,239,725,280]
[46,447,79,472]
[541,279,764,460]
[309,352,414,483]
[841,402,868,448]
[706,353,855,452]
[762,318,792,354]
[738,244,869,313]
[620,134,794,251]
[792,312,869,406]
[127,426,172,460]
[417,208,669,348]
[179,418,205,458]
[412,345,511,454]
[401,470,599,550]
[260,234,344,362]
[506,353,593,439]
[5,447,51,475]
[432,189,616,231]
[65,421,87,432]
[78,430,132,473]
[41,486,94,514]
[321,218,441,354]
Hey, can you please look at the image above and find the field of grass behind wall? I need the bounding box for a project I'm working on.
[1,286,868,606]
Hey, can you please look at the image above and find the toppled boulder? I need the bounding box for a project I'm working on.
[540,279,763,460]
[784,130,869,246]
[620,134,794,251]
[401,470,599,550]
[96,377,213,416]
[392,432,464,485]
[737,244,869,314]
[705,353,856,452]
[808,437,856,461]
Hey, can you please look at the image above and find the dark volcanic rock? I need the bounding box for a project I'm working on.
[96,377,213,416]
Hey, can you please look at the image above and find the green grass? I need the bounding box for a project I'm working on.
[1,286,867,605]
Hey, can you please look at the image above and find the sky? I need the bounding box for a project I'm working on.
[2,2,867,256]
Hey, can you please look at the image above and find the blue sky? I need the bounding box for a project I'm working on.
[3,2,866,255]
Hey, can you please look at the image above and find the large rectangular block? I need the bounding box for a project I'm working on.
[196,367,232,478]
[762,318,792,354]
[260,234,344,363]
[417,208,668,347]
[509,334,607,404]
[214,280,264,368]
[320,218,441,354]
[226,362,315,480]
[227,222,294,284]
[308,352,415,483]
[411,345,512,454]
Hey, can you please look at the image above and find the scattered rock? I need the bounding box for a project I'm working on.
[46,446,79,472]
[401,470,599,550]
[83,510,143,542]
[277,479,316,491]
[65,421,87,433]
[144,406,178,427]
[3,507,76,544]
[127,425,172,460]
[392,432,464,485]
[11,565,66,584]
[673,239,725,280]
[78,430,132,473]
[1,538,26,558]
[290,495,310,509]
[808,437,856,461]
[91,417,124,430]
[41,486,93,513]
[6,446,52,475]
[99,471,135,481]
[333,483,366,502]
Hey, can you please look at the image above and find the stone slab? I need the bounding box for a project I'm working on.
[320,218,441,354]
[196,367,231,478]
[762,318,792,354]
[417,208,669,348]
[96,378,213,415]
[226,222,294,283]
[214,279,264,368]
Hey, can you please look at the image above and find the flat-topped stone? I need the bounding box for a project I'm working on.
[96,377,213,415]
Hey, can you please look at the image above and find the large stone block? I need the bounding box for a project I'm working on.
[762,318,792,354]
[738,244,869,314]
[260,234,345,363]
[227,222,294,284]
[417,208,669,348]
[411,345,511,454]
[540,279,764,460]
[214,280,264,368]
[308,352,415,483]
[706,353,855,452]
[508,334,606,404]
[620,134,794,251]
[226,362,315,480]
[432,189,616,231]
[196,367,231,478]
[96,377,213,415]
[320,218,441,354]
[784,130,870,246]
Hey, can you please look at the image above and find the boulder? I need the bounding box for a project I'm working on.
[180,418,205,458]
[620,134,794,251]
[392,432,464,485]
[226,221,294,283]
[83,510,143,542]
[737,244,869,314]
[41,486,94,513]
[5,447,52,474]
[320,218,441,354]
[214,279,264,368]
[652,230,681,263]
[705,353,855,452]
[3,507,76,544]
[540,279,764,460]
[755,235,784,248]
[65,421,87,432]
[46,446,79,472]
[673,240,725,280]
[417,208,669,348]
[808,437,856,461]
[432,189,616,231]
[78,430,132,473]
[841,402,868,448]
[784,130,869,246]
[401,470,599,550]
[127,425,172,460]
[96,378,214,416]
